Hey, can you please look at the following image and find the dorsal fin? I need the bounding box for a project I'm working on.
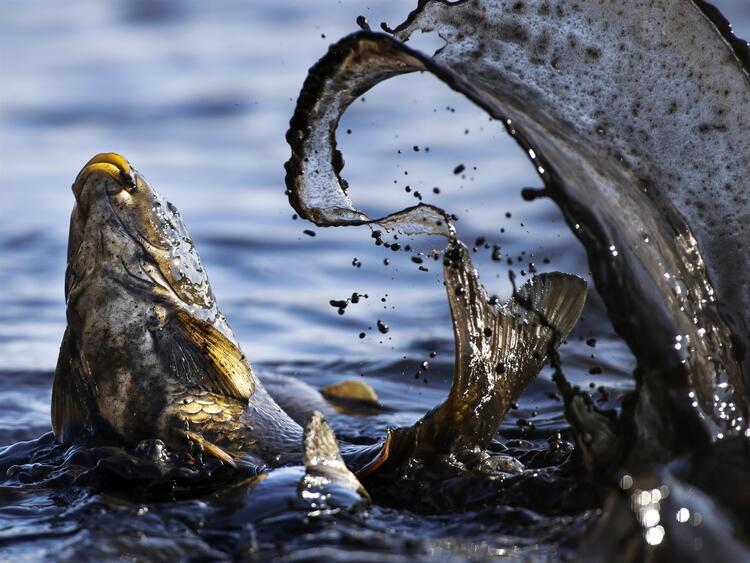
[303,411,368,499]
[303,411,349,470]
[167,308,255,401]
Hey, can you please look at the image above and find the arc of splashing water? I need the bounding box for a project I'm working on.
[285,0,750,459]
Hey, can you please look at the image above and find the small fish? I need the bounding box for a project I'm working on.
[358,240,586,479]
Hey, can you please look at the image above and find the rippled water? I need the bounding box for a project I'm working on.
[1,1,747,560]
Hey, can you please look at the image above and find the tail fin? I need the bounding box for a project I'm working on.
[438,240,587,452]
[462,268,589,404]
[444,241,586,371]
[364,241,588,475]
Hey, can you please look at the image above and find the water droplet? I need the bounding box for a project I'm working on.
[644,525,664,546]
[676,508,690,523]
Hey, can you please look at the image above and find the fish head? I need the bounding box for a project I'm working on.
[54,153,253,446]
[67,152,216,313]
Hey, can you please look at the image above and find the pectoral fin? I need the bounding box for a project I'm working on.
[184,430,238,469]
[165,309,255,401]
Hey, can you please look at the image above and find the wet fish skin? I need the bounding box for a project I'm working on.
[54,153,586,494]
[53,153,302,463]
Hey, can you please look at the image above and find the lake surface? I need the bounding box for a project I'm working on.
[0,1,747,560]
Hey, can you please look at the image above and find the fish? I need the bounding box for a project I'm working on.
[53,152,302,467]
[358,241,586,481]
[52,152,585,489]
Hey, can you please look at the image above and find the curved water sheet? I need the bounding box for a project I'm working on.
[285,0,750,456]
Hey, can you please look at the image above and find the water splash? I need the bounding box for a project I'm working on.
[285,0,750,452]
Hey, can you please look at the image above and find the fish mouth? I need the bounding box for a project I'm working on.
[72,152,137,201]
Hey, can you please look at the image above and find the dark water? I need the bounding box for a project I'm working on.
[0,1,747,560]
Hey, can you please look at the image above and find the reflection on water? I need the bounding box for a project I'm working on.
[0,0,747,559]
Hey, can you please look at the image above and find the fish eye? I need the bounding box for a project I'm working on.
[107,173,138,197]
[107,184,135,198]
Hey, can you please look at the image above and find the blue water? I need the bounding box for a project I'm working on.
[0,1,747,560]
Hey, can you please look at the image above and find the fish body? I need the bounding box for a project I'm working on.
[54,153,585,486]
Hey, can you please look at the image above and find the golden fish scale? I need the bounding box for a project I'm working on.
[171,391,260,458]
[175,391,244,429]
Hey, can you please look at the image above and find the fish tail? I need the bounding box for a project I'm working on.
[362,241,587,479]
[440,240,587,451]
